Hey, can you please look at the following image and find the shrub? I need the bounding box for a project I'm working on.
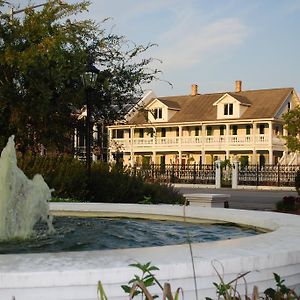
[276,195,300,212]
[295,170,300,195]
[17,154,183,204]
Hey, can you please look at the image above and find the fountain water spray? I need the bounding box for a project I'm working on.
[0,136,54,240]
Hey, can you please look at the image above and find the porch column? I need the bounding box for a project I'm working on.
[268,121,273,164]
[74,128,78,150]
[226,150,230,160]
[269,150,274,165]
[130,127,135,167]
[252,122,257,164]
[178,151,182,164]
[152,151,156,164]
[202,124,206,164]
[225,124,230,154]
[201,149,206,164]
[179,125,183,150]
[252,150,257,164]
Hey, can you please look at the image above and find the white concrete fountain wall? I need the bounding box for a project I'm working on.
[1,203,300,300]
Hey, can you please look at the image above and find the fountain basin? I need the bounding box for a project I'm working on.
[0,203,300,300]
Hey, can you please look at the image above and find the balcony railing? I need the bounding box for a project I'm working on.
[111,134,284,150]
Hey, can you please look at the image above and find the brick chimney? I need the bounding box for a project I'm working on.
[235,80,242,92]
[191,84,198,96]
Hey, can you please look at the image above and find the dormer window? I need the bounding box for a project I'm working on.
[224,103,233,115]
[153,108,163,119]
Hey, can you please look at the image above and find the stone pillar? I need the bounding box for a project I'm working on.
[252,150,257,164]
[215,160,221,189]
[269,150,273,165]
[232,160,239,189]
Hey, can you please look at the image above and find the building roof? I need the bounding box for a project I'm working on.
[128,87,293,125]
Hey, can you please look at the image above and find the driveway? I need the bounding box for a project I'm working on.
[175,186,298,211]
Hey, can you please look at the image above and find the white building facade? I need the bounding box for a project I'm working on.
[108,81,300,166]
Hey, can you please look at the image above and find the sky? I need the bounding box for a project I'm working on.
[9,0,300,97]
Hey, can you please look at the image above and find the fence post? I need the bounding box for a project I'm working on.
[193,163,196,184]
[256,164,259,186]
[232,160,239,189]
[277,164,280,187]
[215,160,221,189]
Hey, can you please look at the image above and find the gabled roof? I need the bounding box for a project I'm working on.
[157,98,181,110]
[213,93,252,106]
[128,87,294,125]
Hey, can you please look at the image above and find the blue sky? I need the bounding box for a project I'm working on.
[10,1,300,96]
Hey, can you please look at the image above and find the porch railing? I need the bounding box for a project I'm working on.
[111,134,284,150]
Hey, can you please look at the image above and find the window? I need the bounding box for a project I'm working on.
[116,130,124,138]
[139,128,144,138]
[246,125,251,135]
[232,125,238,135]
[288,102,291,111]
[153,108,163,119]
[176,128,179,137]
[206,126,212,136]
[224,103,233,115]
[195,126,200,136]
[259,124,265,134]
[161,128,166,137]
[220,125,225,136]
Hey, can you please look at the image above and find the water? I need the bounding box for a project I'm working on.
[0,136,53,240]
[0,217,260,254]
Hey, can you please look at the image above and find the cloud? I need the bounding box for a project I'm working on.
[154,17,249,71]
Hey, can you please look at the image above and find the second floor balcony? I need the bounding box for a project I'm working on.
[110,134,285,152]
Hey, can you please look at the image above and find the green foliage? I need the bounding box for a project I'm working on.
[295,170,300,195]
[18,153,88,200]
[264,273,298,300]
[0,0,159,153]
[282,106,300,152]
[17,154,183,204]
[121,262,160,299]
[276,195,300,213]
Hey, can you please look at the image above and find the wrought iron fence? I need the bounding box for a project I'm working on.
[238,164,300,187]
[130,163,216,184]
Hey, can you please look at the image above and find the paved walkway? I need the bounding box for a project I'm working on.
[175,186,298,211]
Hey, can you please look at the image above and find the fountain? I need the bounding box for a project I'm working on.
[0,136,53,240]
[0,137,299,299]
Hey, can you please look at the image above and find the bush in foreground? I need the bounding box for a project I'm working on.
[18,154,184,204]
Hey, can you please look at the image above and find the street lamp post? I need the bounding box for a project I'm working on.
[81,60,100,191]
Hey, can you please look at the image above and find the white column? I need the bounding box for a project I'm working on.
[225,124,230,153]
[152,151,156,164]
[202,124,206,164]
[130,127,134,167]
[178,151,182,164]
[201,150,206,164]
[252,150,257,164]
[268,121,273,164]
[74,128,78,150]
[269,150,273,165]
[232,160,239,189]
[215,160,221,189]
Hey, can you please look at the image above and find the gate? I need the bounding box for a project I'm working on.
[221,162,232,188]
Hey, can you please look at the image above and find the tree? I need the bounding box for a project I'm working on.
[0,0,159,154]
[282,106,300,152]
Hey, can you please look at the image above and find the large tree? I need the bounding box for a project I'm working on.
[282,106,300,152]
[0,0,158,154]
